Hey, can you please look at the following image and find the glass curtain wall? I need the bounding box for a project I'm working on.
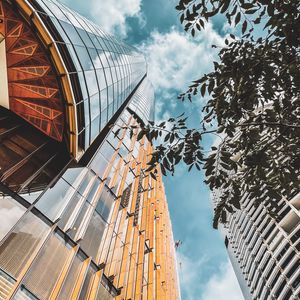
[30,0,147,152]
[0,1,180,299]
[0,77,180,299]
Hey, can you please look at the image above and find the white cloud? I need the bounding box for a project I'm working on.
[177,252,209,300]
[201,260,244,300]
[177,251,243,300]
[89,0,143,37]
[139,24,225,121]
[140,24,224,92]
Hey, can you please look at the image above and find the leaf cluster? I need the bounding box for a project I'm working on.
[127,0,300,228]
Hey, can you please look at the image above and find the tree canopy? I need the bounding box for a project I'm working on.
[117,0,300,228]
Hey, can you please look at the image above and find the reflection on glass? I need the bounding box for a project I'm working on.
[91,116,100,142]
[23,232,72,300]
[86,177,101,204]
[90,93,100,120]
[75,45,93,70]
[77,171,95,196]
[68,200,92,240]
[95,187,115,221]
[80,210,106,259]
[78,265,96,300]
[0,197,26,241]
[96,69,107,90]
[59,20,83,46]
[36,178,75,221]
[57,254,84,300]
[14,285,39,300]
[0,212,49,278]
[100,141,116,161]
[58,192,83,229]
[90,153,109,179]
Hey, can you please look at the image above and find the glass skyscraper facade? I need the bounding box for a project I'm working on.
[0,1,180,299]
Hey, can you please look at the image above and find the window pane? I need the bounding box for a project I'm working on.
[100,141,116,161]
[80,210,106,259]
[77,28,94,48]
[96,68,107,90]
[59,21,83,46]
[36,178,75,221]
[68,200,92,240]
[58,192,83,230]
[90,153,109,179]
[57,254,84,300]
[0,212,49,278]
[95,187,115,221]
[78,266,96,300]
[14,285,39,300]
[91,116,100,142]
[0,196,26,241]
[74,45,93,70]
[90,93,100,120]
[77,171,95,196]
[22,233,72,300]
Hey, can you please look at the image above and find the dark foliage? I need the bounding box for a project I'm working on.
[119,0,300,228]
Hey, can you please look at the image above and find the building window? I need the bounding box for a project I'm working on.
[22,231,73,300]
[14,285,39,300]
[0,212,50,278]
[0,196,26,241]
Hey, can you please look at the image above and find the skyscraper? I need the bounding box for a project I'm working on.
[214,157,300,298]
[0,0,180,299]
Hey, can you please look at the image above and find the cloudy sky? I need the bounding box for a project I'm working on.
[61,0,244,299]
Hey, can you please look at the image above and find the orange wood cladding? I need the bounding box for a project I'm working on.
[95,117,180,300]
[0,1,64,141]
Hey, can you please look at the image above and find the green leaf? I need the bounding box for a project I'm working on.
[221,210,227,223]
[175,4,184,11]
[191,28,195,37]
[137,130,145,141]
[180,14,184,24]
[241,3,254,9]
[201,83,206,96]
[220,0,230,13]
[231,199,241,210]
[170,134,175,144]
[235,12,241,25]
[199,19,205,28]
[220,162,232,170]
[164,132,170,142]
[242,20,247,34]
[245,9,258,15]
[150,172,157,180]
[160,163,167,176]
[208,79,214,94]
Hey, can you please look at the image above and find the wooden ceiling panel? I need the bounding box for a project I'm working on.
[0,1,64,141]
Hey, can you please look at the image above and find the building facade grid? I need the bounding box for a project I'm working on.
[0,1,180,299]
[216,158,300,300]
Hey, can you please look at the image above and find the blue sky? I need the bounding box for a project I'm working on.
[61,0,244,299]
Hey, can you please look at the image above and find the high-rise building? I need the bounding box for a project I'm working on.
[214,154,300,298]
[0,1,180,299]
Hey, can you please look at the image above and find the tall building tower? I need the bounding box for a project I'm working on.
[214,159,300,297]
[0,1,180,299]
